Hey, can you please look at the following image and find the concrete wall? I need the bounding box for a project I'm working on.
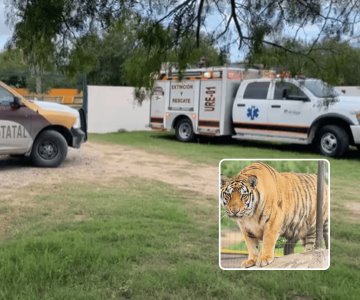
[335,86,360,97]
[88,85,150,133]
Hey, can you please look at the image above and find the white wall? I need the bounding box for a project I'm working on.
[335,86,360,97]
[88,86,150,133]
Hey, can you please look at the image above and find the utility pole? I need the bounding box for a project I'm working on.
[315,161,325,249]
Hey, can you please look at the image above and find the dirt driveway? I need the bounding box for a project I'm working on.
[0,142,219,197]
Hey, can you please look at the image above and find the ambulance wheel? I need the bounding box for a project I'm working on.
[31,130,68,167]
[175,118,195,142]
[317,125,349,158]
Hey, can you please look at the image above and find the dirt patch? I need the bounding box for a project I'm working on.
[0,142,218,196]
[221,250,329,269]
[343,201,360,223]
[0,142,219,237]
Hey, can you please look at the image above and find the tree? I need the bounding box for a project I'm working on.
[6,0,360,89]
[0,48,28,87]
[123,21,228,89]
[65,16,140,86]
[248,39,360,86]
[139,1,360,55]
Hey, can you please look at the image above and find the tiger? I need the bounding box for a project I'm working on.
[220,162,329,268]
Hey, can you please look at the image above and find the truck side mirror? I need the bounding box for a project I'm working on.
[11,96,22,109]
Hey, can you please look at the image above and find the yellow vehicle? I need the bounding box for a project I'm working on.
[0,81,86,167]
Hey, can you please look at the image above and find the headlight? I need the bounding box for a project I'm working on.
[73,112,81,129]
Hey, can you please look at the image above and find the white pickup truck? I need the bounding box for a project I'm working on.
[150,67,360,157]
[0,81,87,167]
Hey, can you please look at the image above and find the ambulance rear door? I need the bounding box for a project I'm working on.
[150,81,169,129]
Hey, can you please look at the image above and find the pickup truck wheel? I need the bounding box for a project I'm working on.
[175,119,195,142]
[317,125,349,157]
[31,130,68,167]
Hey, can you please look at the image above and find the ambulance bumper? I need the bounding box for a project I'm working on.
[71,128,86,148]
[350,125,360,144]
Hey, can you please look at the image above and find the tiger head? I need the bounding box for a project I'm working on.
[220,174,259,218]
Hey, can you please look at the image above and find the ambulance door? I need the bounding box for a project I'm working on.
[198,80,222,133]
[232,80,270,135]
[150,81,169,129]
[267,80,313,139]
[0,86,32,154]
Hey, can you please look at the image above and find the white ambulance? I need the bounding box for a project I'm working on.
[149,67,360,157]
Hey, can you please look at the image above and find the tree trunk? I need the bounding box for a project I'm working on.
[35,74,42,94]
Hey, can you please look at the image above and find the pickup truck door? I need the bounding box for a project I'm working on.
[267,80,314,140]
[0,86,33,154]
[233,80,270,135]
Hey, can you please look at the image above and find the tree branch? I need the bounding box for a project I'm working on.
[196,0,205,47]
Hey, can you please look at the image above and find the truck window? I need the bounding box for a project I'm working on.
[274,82,307,100]
[243,82,270,100]
[0,87,13,105]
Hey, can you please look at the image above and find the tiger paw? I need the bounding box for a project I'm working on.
[256,255,274,267]
[241,258,257,268]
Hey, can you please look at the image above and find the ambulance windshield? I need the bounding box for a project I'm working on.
[302,79,339,98]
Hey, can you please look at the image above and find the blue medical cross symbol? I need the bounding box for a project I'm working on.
[247,106,259,120]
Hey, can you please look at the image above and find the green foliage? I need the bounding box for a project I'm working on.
[123,22,228,92]
[0,48,28,86]
[6,2,227,89]
[5,0,360,91]
[12,0,63,74]
[0,48,79,90]
[67,17,141,86]
[221,160,318,178]
[249,39,360,86]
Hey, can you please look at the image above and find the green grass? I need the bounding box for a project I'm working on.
[91,130,359,221]
[0,131,359,299]
[221,160,320,177]
[1,178,359,299]
[91,131,358,188]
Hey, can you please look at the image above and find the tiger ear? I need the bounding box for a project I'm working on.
[249,175,257,188]
[221,175,229,187]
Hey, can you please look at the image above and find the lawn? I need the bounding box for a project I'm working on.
[0,131,359,299]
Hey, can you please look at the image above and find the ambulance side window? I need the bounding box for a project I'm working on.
[274,82,307,100]
[0,87,13,105]
[243,82,270,100]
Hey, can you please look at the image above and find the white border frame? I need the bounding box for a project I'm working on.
[218,158,331,271]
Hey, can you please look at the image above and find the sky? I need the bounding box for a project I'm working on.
[0,0,11,50]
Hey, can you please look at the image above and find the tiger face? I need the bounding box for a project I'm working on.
[220,175,258,218]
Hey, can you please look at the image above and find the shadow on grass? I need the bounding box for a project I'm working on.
[152,133,360,160]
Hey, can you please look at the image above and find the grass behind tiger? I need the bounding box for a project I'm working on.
[0,131,359,299]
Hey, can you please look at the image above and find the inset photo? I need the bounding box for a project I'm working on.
[219,159,330,270]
